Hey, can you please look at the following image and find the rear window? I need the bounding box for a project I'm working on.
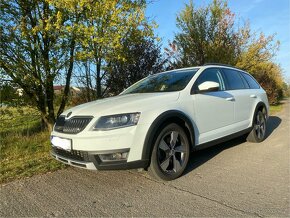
[222,69,245,90]
[241,73,260,89]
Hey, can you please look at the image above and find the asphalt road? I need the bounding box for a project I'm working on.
[1,101,289,217]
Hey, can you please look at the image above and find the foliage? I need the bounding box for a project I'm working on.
[166,0,241,68]
[105,29,164,96]
[282,82,290,97]
[0,0,77,130]
[235,32,284,104]
[74,62,97,103]
[50,0,155,99]
[0,80,34,107]
[168,0,285,104]
[0,0,286,130]
[0,0,154,129]
[0,82,18,104]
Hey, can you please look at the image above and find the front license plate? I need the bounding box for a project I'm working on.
[51,136,72,151]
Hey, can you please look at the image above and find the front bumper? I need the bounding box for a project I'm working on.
[51,122,151,163]
[51,147,148,170]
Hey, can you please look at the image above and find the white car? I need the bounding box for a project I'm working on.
[51,64,269,180]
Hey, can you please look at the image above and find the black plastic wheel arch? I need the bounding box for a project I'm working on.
[141,110,195,165]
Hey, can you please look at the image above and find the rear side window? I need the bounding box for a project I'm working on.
[222,68,245,90]
[241,73,260,89]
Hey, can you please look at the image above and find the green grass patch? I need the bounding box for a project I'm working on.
[270,103,283,114]
[0,106,42,136]
[0,106,66,184]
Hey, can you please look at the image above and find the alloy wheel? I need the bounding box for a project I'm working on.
[255,111,266,140]
[157,131,187,173]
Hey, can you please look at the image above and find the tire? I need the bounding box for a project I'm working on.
[247,109,267,143]
[149,123,190,181]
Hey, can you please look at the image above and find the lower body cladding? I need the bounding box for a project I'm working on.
[51,146,148,170]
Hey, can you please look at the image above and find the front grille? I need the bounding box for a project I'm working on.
[54,116,93,134]
[52,147,89,162]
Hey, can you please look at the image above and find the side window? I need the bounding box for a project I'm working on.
[239,72,250,89]
[222,69,245,90]
[241,73,260,89]
[194,68,225,91]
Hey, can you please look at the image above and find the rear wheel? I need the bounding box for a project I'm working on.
[149,123,190,181]
[247,109,267,143]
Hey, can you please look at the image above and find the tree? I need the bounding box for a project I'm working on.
[73,60,97,103]
[51,0,154,99]
[282,81,290,98]
[0,0,78,130]
[170,0,285,104]
[0,81,18,105]
[105,29,164,96]
[168,0,241,68]
[0,0,153,130]
[236,33,284,104]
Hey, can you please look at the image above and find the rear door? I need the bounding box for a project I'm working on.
[191,68,235,144]
[221,68,252,128]
[240,71,264,118]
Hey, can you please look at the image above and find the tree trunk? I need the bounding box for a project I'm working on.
[38,105,54,132]
[57,37,76,117]
[96,59,102,98]
[41,115,54,132]
[84,62,91,102]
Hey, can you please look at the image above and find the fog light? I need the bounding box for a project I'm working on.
[99,151,129,162]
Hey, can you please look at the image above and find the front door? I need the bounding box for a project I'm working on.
[191,68,235,144]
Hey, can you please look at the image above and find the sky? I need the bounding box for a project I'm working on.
[146,0,290,81]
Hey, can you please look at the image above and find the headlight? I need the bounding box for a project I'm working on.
[93,112,141,130]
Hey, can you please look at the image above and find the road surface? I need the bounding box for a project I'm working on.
[1,100,289,217]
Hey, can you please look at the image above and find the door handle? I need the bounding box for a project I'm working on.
[225,97,235,101]
[250,94,257,98]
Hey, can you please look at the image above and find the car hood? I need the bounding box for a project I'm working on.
[62,92,180,117]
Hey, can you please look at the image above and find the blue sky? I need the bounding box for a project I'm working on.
[146,0,290,80]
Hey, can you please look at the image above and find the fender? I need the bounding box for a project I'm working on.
[141,110,195,163]
[251,101,268,127]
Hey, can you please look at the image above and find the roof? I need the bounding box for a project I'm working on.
[53,86,81,92]
[53,86,64,90]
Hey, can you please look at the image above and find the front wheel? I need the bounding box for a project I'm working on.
[149,123,190,181]
[247,110,267,143]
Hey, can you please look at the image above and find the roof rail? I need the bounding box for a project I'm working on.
[203,63,245,71]
[203,63,234,67]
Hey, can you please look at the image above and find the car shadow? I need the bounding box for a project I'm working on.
[265,116,281,139]
[183,115,281,176]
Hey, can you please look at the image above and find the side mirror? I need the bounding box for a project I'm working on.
[197,81,220,93]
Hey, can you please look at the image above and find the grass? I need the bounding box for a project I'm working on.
[0,106,66,184]
[269,103,284,114]
[0,106,41,136]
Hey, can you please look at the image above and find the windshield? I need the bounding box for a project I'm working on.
[122,69,198,94]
